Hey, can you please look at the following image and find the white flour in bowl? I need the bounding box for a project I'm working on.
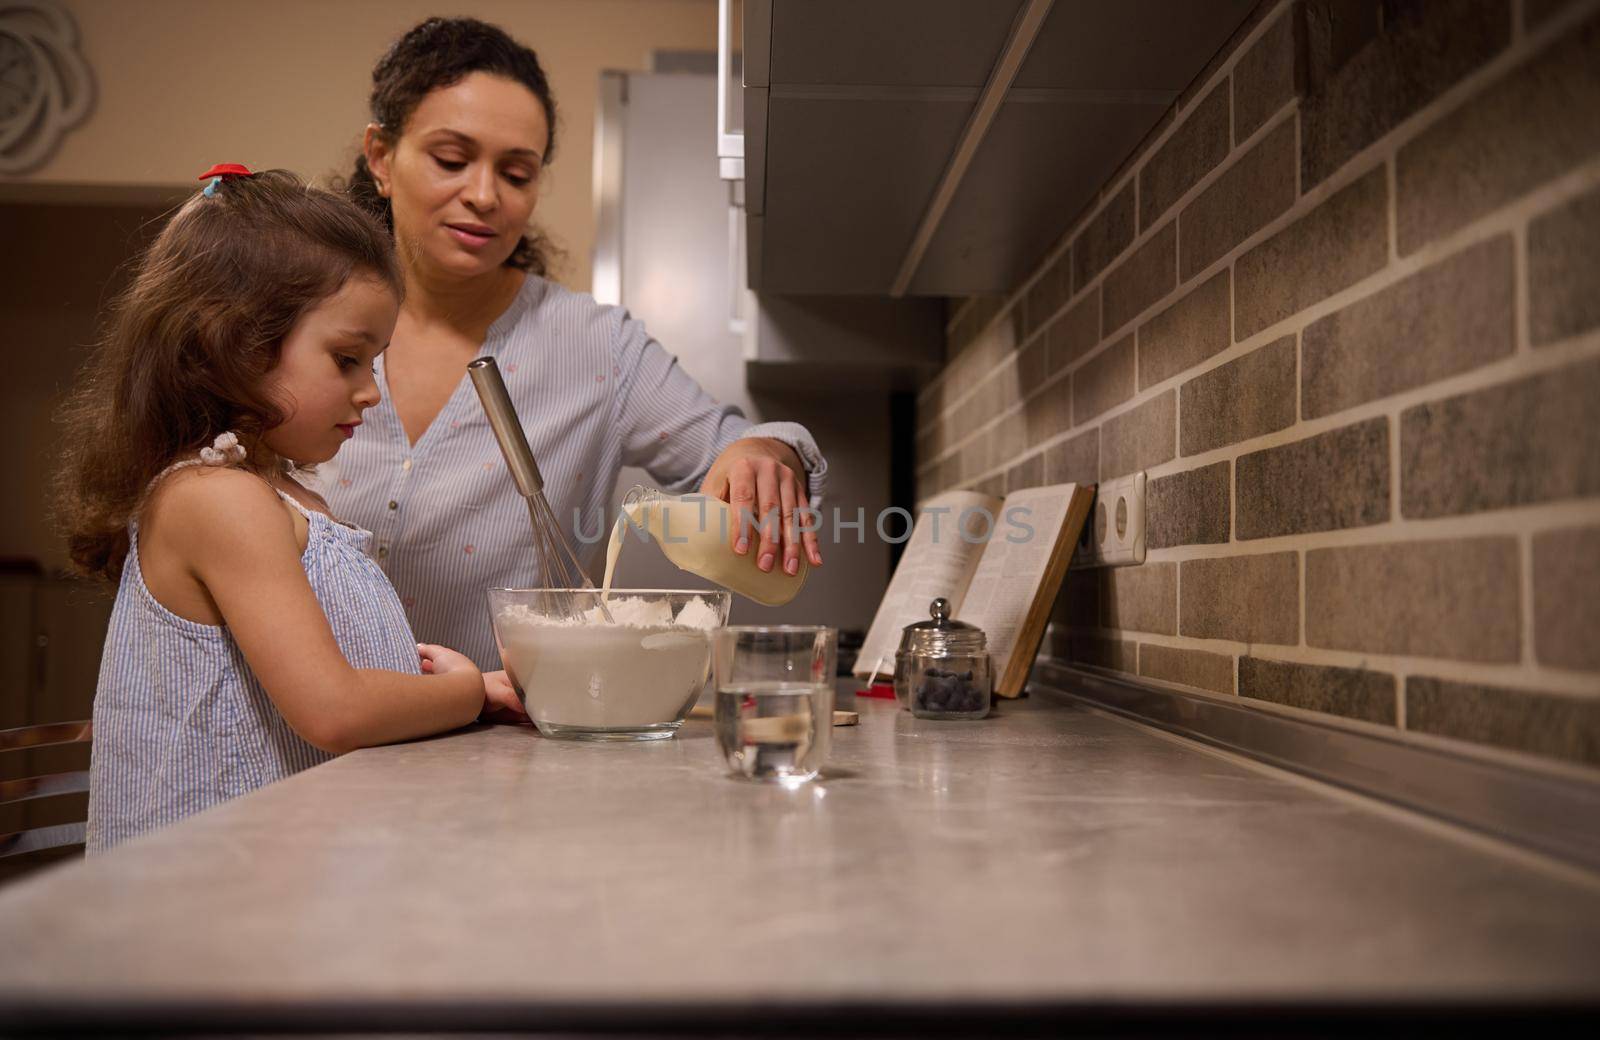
[494,596,718,730]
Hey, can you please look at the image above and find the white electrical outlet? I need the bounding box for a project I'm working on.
[1074,471,1146,568]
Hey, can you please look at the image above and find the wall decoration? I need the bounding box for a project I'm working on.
[0,0,93,174]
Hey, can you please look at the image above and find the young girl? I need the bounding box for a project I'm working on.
[57,165,524,853]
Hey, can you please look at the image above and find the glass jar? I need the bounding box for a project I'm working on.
[892,598,992,720]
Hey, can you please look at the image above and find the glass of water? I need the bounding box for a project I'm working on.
[713,626,837,784]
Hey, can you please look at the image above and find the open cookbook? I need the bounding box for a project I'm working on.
[854,483,1094,698]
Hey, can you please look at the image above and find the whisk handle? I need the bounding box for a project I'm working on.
[468,357,544,497]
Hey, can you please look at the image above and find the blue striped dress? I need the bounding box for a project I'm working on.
[324,276,829,670]
[87,485,420,853]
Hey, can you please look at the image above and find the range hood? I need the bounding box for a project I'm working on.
[736,0,1258,296]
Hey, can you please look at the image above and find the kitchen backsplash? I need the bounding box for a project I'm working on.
[914,0,1600,767]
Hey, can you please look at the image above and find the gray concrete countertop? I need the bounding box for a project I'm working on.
[2,681,1598,1029]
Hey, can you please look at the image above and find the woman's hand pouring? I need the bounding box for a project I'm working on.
[700,438,822,576]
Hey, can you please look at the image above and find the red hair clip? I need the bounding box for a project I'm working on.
[198,163,254,196]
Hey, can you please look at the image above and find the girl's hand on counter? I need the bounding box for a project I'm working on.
[417,643,484,692]
[701,438,823,575]
[479,670,530,724]
[417,643,478,679]
[419,646,525,724]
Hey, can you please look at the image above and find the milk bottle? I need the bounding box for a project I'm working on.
[602,485,807,606]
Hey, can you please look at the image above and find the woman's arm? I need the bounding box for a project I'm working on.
[610,312,828,572]
[160,470,484,753]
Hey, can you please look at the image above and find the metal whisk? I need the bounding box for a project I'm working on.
[467,357,613,623]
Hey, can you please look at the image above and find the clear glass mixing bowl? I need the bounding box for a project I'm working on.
[487,588,731,741]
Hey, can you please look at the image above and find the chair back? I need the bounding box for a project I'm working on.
[0,720,92,878]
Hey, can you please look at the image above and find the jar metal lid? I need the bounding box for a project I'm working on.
[897,597,987,656]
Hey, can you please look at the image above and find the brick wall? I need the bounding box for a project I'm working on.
[914,0,1600,768]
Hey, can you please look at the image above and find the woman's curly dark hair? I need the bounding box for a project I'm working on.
[344,17,560,276]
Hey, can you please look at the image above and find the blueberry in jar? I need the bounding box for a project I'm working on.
[913,669,988,714]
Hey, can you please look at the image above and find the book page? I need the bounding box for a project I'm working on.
[853,490,1001,678]
[954,485,1075,683]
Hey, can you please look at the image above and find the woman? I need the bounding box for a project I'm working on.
[329,17,827,670]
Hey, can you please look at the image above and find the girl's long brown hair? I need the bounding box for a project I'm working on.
[55,169,402,583]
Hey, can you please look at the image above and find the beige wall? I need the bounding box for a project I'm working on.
[5,0,719,290]
[1,0,717,569]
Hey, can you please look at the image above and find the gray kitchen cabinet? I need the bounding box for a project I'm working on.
[741,0,1258,295]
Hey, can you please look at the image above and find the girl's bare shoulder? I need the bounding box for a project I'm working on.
[142,466,302,560]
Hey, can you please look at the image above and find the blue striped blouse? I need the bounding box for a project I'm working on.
[324,276,828,670]
[88,492,420,853]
